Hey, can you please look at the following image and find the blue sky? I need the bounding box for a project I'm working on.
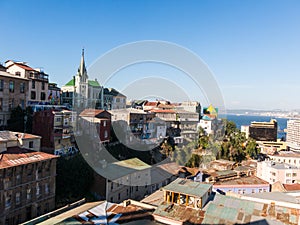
[1,0,300,110]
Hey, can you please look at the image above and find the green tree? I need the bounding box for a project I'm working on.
[186,154,202,168]
[246,138,258,158]
[56,154,94,207]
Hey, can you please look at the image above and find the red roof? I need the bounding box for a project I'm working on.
[79,108,110,117]
[144,102,158,106]
[7,62,35,71]
[283,183,300,191]
[151,109,175,113]
[0,147,58,169]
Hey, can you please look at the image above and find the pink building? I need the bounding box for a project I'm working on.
[257,160,300,184]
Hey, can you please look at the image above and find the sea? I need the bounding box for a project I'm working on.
[219,114,289,140]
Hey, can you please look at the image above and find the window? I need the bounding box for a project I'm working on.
[15,71,21,76]
[41,92,46,100]
[0,79,3,91]
[31,91,36,100]
[111,182,113,190]
[16,192,21,205]
[104,130,108,138]
[36,183,40,196]
[29,141,34,148]
[56,117,61,122]
[16,174,21,185]
[8,98,14,110]
[42,82,45,90]
[45,183,49,194]
[20,82,25,93]
[5,194,11,208]
[118,193,121,201]
[9,81,14,92]
[103,121,106,127]
[27,188,31,200]
[0,98,2,111]
[293,173,297,177]
[286,173,291,177]
[32,80,35,89]
[20,99,25,109]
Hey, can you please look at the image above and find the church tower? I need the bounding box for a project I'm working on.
[75,49,89,107]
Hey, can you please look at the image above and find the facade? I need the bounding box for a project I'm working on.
[257,160,300,184]
[109,108,166,142]
[32,109,76,155]
[91,159,182,203]
[79,109,111,143]
[103,88,126,110]
[241,125,249,139]
[175,109,199,140]
[177,101,201,116]
[47,83,61,105]
[268,151,300,167]
[249,119,277,141]
[0,134,57,225]
[0,130,41,152]
[286,119,300,152]
[160,178,212,209]
[213,176,270,195]
[5,60,49,106]
[0,71,29,127]
[61,50,102,108]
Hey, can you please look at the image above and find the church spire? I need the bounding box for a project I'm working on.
[78,48,88,82]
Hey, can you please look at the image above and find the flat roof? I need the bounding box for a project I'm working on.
[0,130,41,142]
[95,158,151,181]
[163,178,212,198]
[213,176,269,186]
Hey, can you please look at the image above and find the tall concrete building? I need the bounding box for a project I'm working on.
[249,119,277,141]
[287,119,300,152]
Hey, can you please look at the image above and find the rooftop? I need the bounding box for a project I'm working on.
[95,158,151,181]
[0,130,41,142]
[213,176,269,186]
[163,178,212,198]
[202,194,297,224]
[263,161,300,170]
[0,147,58,169]
[79,108,109,117]
[153,201,205,225]
[37,201,154,225]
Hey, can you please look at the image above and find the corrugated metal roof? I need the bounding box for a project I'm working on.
[163,178,212,198]
[202,194,299,224]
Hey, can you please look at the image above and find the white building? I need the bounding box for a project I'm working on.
[61,49,102,108]
[257,160,300,184]
[241,125,249,139]
[287,119,300,152]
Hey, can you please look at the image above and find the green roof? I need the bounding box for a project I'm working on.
[64,79,100,87]
[88,80,100,87]
[65,79,75,86]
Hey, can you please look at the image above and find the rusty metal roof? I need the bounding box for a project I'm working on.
[202,194,299,224]
[0,147,58,169]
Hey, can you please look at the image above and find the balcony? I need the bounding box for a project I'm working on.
[29,72,49,81]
